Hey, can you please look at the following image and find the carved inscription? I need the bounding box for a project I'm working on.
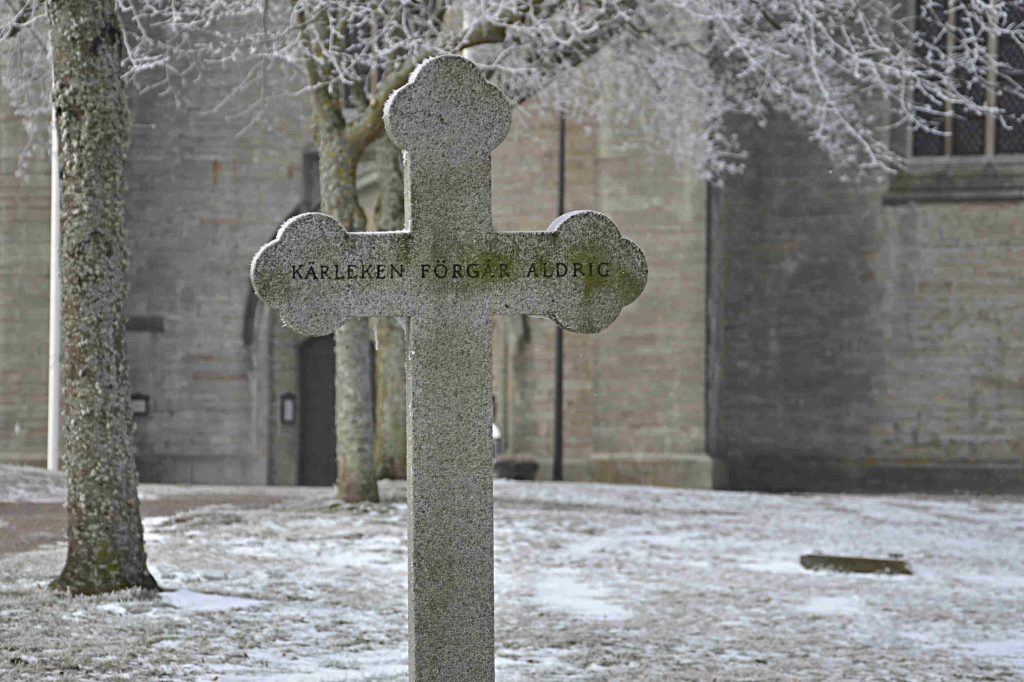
[290,261,612,281]
[292,263,406,280]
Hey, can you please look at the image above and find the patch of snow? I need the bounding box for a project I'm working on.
[531,569,632,621]
[965,639,1024,665]
[216,671,365,681]
[496,647,575,676]
[739,555,808,575]
[160,589,264,612]
[0,463,65,503]
[96,603,127,616]
[795,596,865,617]
[142,516,172,544]
[217,643,408,681]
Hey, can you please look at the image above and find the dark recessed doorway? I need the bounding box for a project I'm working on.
[298,335,336,486]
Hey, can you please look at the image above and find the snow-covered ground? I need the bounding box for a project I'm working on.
[1,468,1022,680]
[0,463,67,504]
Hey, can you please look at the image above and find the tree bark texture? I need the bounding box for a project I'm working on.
[47,0,157,594]
[372,138,407,480]
[308,78,379,503]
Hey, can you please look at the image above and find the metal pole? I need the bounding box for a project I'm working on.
[553,114,565,481]
[47,97,61,472]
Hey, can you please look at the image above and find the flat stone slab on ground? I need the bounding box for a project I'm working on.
[800,553,913,575]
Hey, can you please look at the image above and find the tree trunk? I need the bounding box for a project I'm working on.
[47,0,157,594]
[309,86,379,503]
[372,138,407,479]
[334,318,378,502]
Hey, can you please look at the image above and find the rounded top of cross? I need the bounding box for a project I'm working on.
[384,56,512,163]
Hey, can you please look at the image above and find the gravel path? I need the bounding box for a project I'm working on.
[0,464,300,556]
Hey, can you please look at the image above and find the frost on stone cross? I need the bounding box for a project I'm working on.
[250,209,646,336]
[250,56,647,337]
[249,55,647,682]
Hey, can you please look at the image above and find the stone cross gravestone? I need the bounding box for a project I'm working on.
[251,55,647,681]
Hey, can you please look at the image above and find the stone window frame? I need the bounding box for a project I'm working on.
[887,0,1024,204]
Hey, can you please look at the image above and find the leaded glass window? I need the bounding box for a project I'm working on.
[996,4,1024,153]
[913,1,1024,156]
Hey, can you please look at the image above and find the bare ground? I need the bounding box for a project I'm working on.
[0,495,290,557]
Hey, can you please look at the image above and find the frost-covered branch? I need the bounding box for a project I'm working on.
[0,0,36,42]
[3,0,1023,178]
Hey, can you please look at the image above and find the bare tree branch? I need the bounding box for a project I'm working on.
[0,0,35,42]
[3,0,1023,178]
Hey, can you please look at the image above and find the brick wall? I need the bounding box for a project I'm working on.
[873,201,1023,485]
[491,106,712,488]
[0,87,50,466]
[710,112,1024,492]
[124,68,309,484]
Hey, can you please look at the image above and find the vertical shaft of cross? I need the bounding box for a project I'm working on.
[406,311,495,682]
[250,56,647,682]
[405,154,493,236]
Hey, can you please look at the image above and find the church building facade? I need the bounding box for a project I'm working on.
[2,48,1020,493]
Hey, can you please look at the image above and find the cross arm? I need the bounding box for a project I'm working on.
[250,210,647,337]
[250,212,417,336]
[486,211,647,333]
